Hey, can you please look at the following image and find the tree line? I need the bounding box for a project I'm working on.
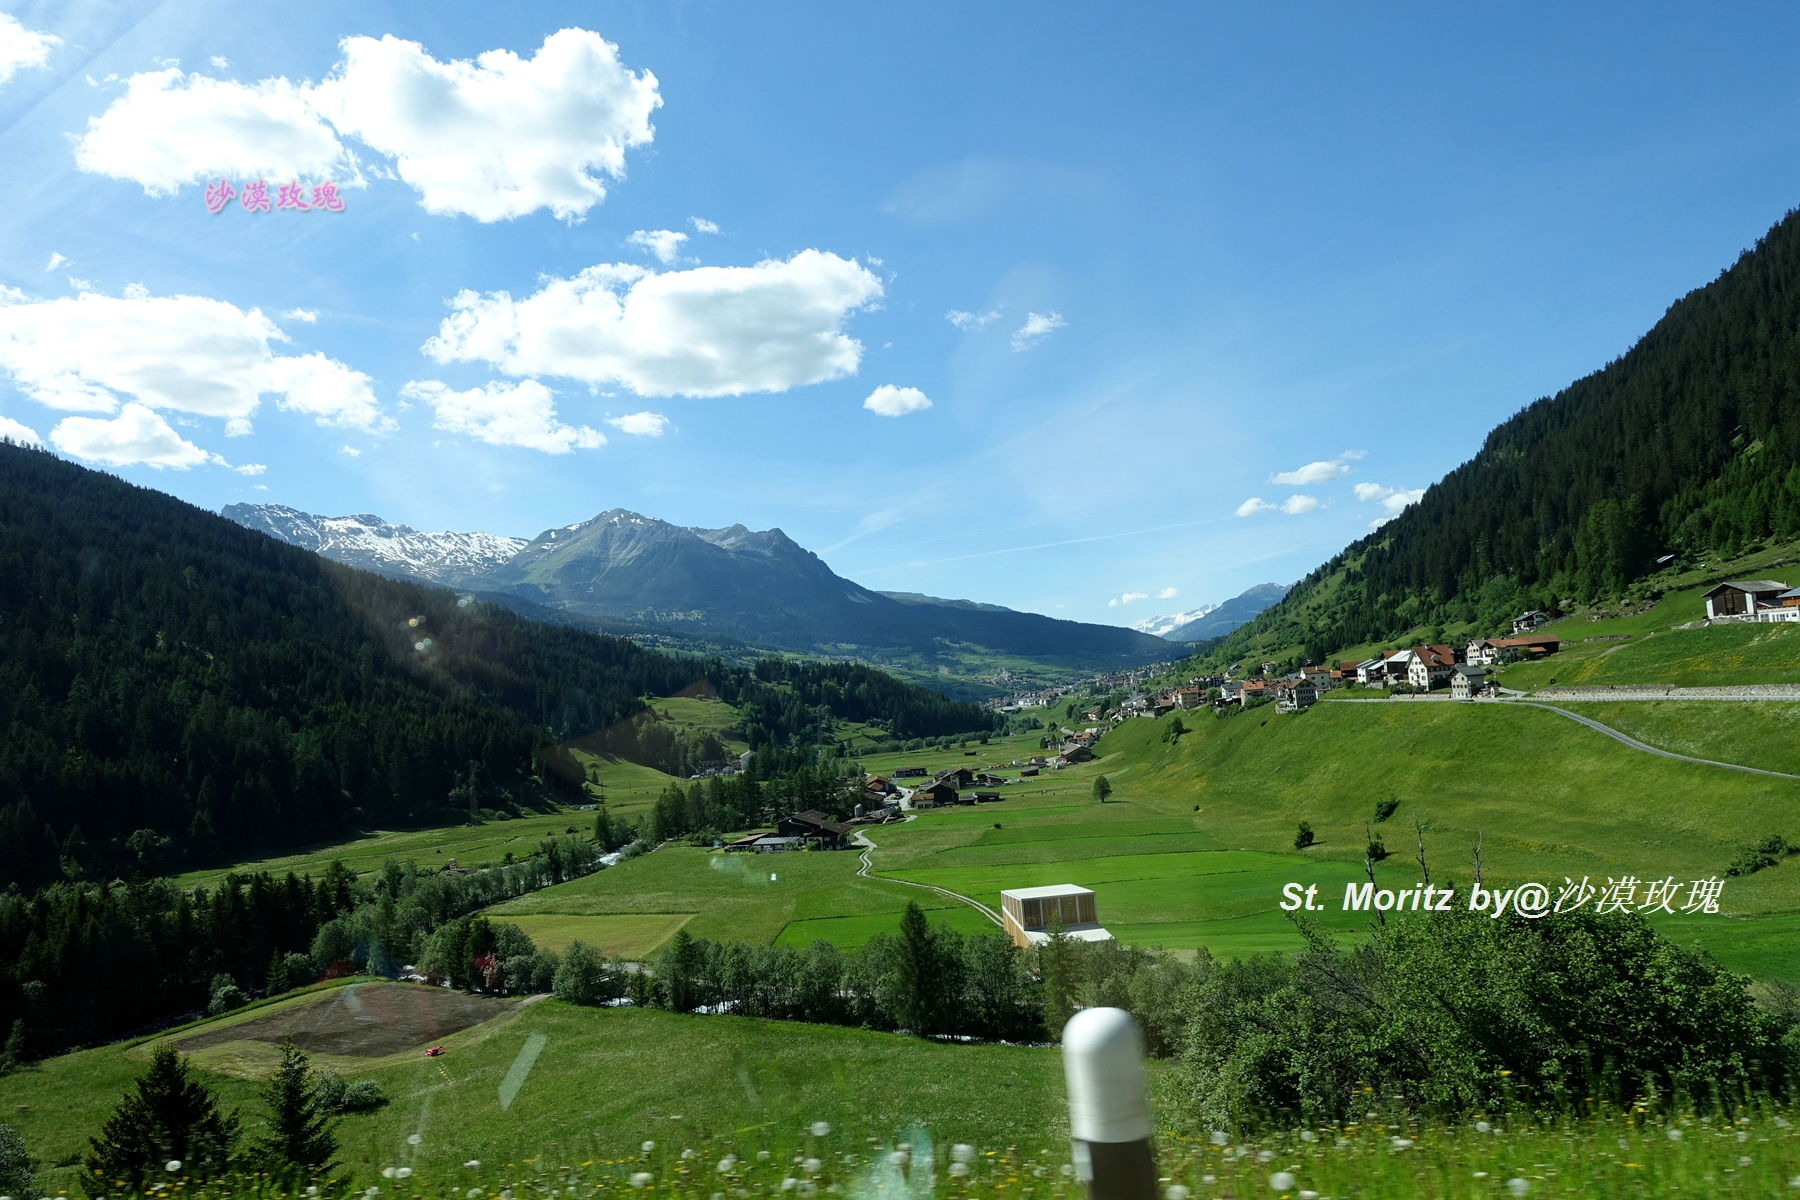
[1199,205,1800,667]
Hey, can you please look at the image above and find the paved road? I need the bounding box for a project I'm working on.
[853,827,1005,928]
[1521,703,1800,781]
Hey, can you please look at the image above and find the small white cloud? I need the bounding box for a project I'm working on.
[209,55,231,70]
[1236,497,1277,517]
[1270,460,1348,486]
[49,403,210,468]
[1010,310,1065,351]
[1119,591,1148,605]
[229,459,265,475]
[1339,448,1367,461]
[425,250,882,398]
[1237,495,1318,517]
[341,444,361,456]
[1158,586,1178,599]
[627,228,687,264]
[1353,482,1389,502]
[863,384,931,417]
[67,277,92,292]
[403,378,604,453]
[946,307,1001,330]
[1355,482,1426,516]
[1282,495,1320,514]
[689,216,719,234]
[1107,597,1117,607]
[282,308,318,323]
[0,414,41,445]
[606,410,668,436]
[0,13,61,86]
[45,253,67,272]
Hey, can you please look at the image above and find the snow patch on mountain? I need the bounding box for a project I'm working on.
[222,503,525,584]
[1130,604,1219,638]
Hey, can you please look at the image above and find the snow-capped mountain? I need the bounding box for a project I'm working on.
[222,504,526,584]
[1130,605,1219,638]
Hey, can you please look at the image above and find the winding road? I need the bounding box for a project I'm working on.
[1521,702,1800,781]
[853,826,1005,928]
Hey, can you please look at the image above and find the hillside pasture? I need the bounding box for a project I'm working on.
[1498,621,1800,691]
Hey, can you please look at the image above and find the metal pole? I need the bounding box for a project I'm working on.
[1062,1007,1157,1200]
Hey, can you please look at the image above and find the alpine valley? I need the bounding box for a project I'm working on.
[224,502,1224,692]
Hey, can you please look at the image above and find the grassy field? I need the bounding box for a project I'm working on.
[496,912,700,957]
[0,981,1076,1195]
[1554,701,1800,775]
[1497,621,1800,691]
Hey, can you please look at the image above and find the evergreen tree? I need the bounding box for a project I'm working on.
[0,1018,22,1072]
[86,1046,239,1187]
[894,901,944,1034]
[0,1122,33,1199]
[1038,914,1080,1038]
[252,1041,337,1176]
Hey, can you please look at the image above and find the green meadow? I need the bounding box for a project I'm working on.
[1498,621,1800,691]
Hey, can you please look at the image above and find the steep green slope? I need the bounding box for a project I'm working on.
[1199,206,1800,669]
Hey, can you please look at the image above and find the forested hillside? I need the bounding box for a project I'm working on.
[1204,206,1800,665]
[0,446,994,888]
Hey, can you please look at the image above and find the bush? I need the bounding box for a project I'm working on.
[0,1121,33,1198]
[552,941,623,1005]
[208,984,249,1016]
[1373,797,1400,823]
[1727,833,1795,877]
[1293,821,1315,850]
[312,1071,386,1113]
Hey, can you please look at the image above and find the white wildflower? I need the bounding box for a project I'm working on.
[165,1162,183,1174]
[952,1145,976,1163]
[1269,1173,1295,1192]
[630,1174,653,1189]
[811,1122,831,1138]
[408,1134,423,1147]
[1508,1179,1529,1197]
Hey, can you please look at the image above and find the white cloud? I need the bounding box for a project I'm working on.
[402,379,604,454]
[607,410,668,436]
[0,288,389,432]
[282,308,318,323]
[690,216,719,234]
[44,253,66,272]
[0,13,60,85]
[1237,495,1318,516]
[74,29,659,222]
[67,277,91,292]
[209,56,231,69]
[311,29,659,222]
[628,229,687,264]
[1010,310,1065,351]
[341,444,361,457]
[74,69,351,194]
[49,403,210,468]
[1119,592,1148,605]
[946,307,1001,330]
[863,384,931,417]
[0,414,40,445]
[424,250,882,398]
[1107,598,1117,607]
[1271,460,1349,486]
[1356,482,1426,517]
[1158,586,1178,599]
[1339,448,1367,461]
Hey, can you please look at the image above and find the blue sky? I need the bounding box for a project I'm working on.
[3,3,1800,628]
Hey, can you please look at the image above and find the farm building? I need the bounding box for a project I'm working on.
[1704,580,1790,619]
[999,884,1115,949]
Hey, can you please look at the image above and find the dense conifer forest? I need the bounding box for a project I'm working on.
[0,446,995,889]
[1205,206,1800,664]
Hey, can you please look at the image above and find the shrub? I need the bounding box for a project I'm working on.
[0,1122,33,1198]
[1293,821,1315,850]
[1373,797,1400,823]
[312,1071,386,1113]
[207,984,249,1016]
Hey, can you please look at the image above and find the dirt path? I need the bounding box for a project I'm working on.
[854,827,1005,928]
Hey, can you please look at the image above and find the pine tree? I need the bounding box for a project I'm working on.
[0,1018,23,1072]
[894,901,943,1035]
[252,1040,337,1176]
[86,1045,239,1187]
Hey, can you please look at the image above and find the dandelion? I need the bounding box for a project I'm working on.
[630,1174,653,1190]
[811,1123,831,1138]
[165,1163,182,1174]
[1507,1179,1529,1197]
[408,1135,423,1147]
[1269,1172,1296,1192]
[683,1151,697,1161]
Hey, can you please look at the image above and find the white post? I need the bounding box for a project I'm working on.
[1062,1007,1156,1200]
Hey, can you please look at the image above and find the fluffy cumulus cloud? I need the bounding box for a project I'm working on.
[690,217,719,234]
[1356,482,1426,524]
[0,13,60,85]
[1107,591,1150,608]
[44,252,67,272]
[1236,494,1318,517]
[402,379,603,454]
[863,384,931,417]
[74,70,351,194]
[0,414,40,445]
[75,28,660,222]
[1011,310,1066,351]
[424,250,882,398]
[282,308,318,323]
[0,288,389,461]
[628,229,687,264]
[607,410,668,436]
[1269,449,1365,485]
[1158,586,1178,599]
[50,403,210,468]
